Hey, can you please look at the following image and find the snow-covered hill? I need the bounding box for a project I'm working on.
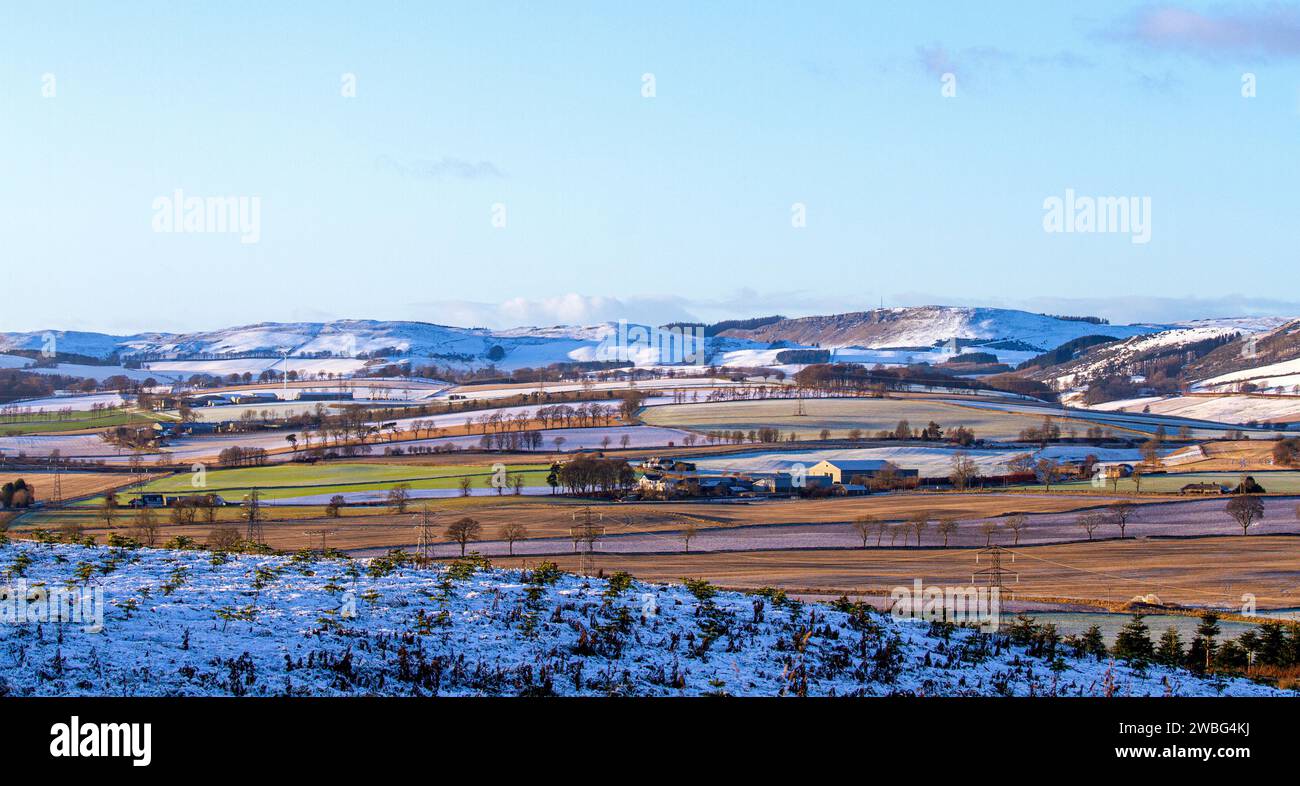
[1028,326,1249,390]
[1187,320,1300,393]
[2,309,1293,383]
[0,542,1282,697]
[714,307,1157,352]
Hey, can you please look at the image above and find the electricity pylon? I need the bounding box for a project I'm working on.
[415,508,439,561]
[569,507,605,577]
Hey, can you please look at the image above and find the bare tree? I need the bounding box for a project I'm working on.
[949,451,979,490]
[1108,501,1137,538]
[387,483,411,514]
[499,521,528,555]
[99,492,118,529]
[680,519,699,553]
[1227,495,1265,536]
[170,500,197,527]
[458,476,473,497]
[980,519,1000,546]
[1078,512,1106,540]
[936,516,958,547]
[1140,437,1161,467]
[906,511,930,547]
[207,525,241,551]
[1003,514,1028,545]
[445,516,482,556]
[1034,458,1061,492]
[852,515,880,548]
[200,496,218,524]
[134,506,160,547]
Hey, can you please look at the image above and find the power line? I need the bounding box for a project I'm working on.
[303,528,338,553]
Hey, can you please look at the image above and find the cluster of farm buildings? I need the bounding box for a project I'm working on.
[632,456,920,499]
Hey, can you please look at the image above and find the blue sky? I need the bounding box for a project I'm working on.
[2,1,1299,333]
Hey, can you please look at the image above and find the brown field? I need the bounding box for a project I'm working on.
[11,490,1166,552]
[0,471,153,502]
[1161,440,1289,472]
[493,535,1300,610]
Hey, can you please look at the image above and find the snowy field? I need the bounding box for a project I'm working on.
[394,425,696,453]
[1090,395,1300,425]
[14,363,164,383]
[0,541,1281,697]
[1196,358,1300,393]
[1,392,126,412]
[437,376,751,402]
[145,357,375,379]
[958,399,1277,436]
[0,432,128,460]
[0,422,693,464]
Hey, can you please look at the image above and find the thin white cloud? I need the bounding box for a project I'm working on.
[376,154,504,180]
[403,294,702,330]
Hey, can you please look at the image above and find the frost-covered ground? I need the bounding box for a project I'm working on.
[1196,358,1300,393]
[0,542,1284,697]
[1089,394,1300,425]
[0,392,126,412]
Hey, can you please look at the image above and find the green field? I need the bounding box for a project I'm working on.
[0,409,165,435]
[85,461,551,503]
[640,397,1113,441]
[1011,470,1300,495]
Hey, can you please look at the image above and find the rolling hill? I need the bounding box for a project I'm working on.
[2,309,1294,385]
[712,306,1157,352]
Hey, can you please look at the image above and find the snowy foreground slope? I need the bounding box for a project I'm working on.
[0,542,1284,697]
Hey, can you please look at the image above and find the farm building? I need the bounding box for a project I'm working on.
[753,473,794,494]
[807,459,918,484]
[1093,463,1134,480]
[296,391,354,402]
[185,394,235,407]
[1180,482,1227,495]
[228,392,280,405]
[642,456,696,473]
[153,421,222,438]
